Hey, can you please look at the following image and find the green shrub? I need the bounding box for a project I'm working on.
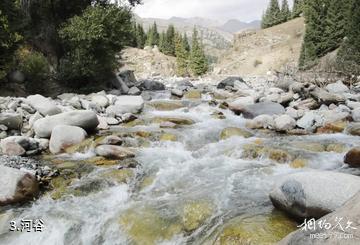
[58,5,132,86]
[18,48,50,82]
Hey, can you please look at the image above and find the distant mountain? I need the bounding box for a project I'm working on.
[219,19,261,33]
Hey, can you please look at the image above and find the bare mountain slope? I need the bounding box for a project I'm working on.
[214,17,305,76]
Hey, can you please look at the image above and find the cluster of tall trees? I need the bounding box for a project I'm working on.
[0,0,141,90]
[299,0,360,74]
[261,0,304,29]
[131,22,208,76]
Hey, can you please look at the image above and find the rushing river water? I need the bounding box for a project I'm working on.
[1,91,360,245]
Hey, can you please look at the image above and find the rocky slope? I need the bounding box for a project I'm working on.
[215,17,305,76]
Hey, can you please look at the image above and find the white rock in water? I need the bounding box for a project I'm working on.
[49,125,87,154]
[352,108,360,122]
[296,111,316,130]
[270,171,360,219]
[106,96,144,116]
[0,166,39,206]
[274,114,296,131]
[26,94,61,116]
[33,110,99,138]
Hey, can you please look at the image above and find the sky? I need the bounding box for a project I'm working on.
[134,0,294,22]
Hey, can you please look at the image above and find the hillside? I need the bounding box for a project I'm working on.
[120,47,176,79]
[214,17,305,76]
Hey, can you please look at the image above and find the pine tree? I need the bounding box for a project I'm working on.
[158,31,166,52]
[280,0,291,22]
[136,24,146,49]
[189,27,208,76]
[337,0,360,74]
[146,22,159,47]
[299,0,329,68]
[292,0,304,18]
[261,0,281,28]
[175,32,189,76]
[182,33,190,52]
[129,21,138,47]
[163,24,176,56]
[324,0,352,52]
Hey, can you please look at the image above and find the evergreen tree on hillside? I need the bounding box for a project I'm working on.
[136,24,146,49]
[146,22,159,46]
[324,0,352,52]
[175,32,189,76]
[280,0,291,22]
[189,27,208,76]
[158,31,166,52]
[163,24,176,56]
[182,33,190,53]
[261,0,281,28]
[292,0,304,18]
[129,21,138,47]
[299,0,329,68]
[337,0,360,74]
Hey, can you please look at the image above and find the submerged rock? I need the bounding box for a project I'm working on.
[119,207,182,245]
[269,171,360,219]
[34,110,99,138]
[95,145,135,160]
[0,166,39,206]
[220,127,253,140]
[148,101,185,111]
[214,211,297,245]
[182,200,213,232]
[183,90,202,100]
[152,117,195,125]
[160,133,178,142]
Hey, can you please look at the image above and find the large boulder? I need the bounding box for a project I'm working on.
[217,76,246,89]
[49,125,87,154]
[279,191,360,245]
[33,110,99,138]
[274,115,296,131]
[344,147,360,168]
[228,97,255,114]
[106,96,144,116]
[346,123,360,136]
[0,113,22,130]
[311,88,345,105]
[0,141,25,156]
[237,102,285,119]
[140,80,165,91]
[117,70,138,88]
[91,94,109,108]
[0,166,39,206]
[95,145,135,160]
[0,136,42,156]
[26,94,61,116]
[325,80,349,94]
[269,171,360,219]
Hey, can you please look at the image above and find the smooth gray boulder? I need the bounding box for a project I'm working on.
[325,80,349,94]
[0,113,22,130]
[217,76,245,89]
[274,114,296,131]
[91,94,109,108]
[49,125,87,154]
[311,88,345,105]
[238,102,285,119]
[26,94,61,116]
[279,191,360,245]
[0,166,39,206]
[270,171,360,219]
[33,110,99,138]
[140,80,165,91]
[106,96,144,116]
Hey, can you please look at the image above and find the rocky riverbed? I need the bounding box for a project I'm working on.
[1,73,360,244]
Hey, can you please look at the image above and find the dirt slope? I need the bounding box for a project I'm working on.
[214,17,305,76]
